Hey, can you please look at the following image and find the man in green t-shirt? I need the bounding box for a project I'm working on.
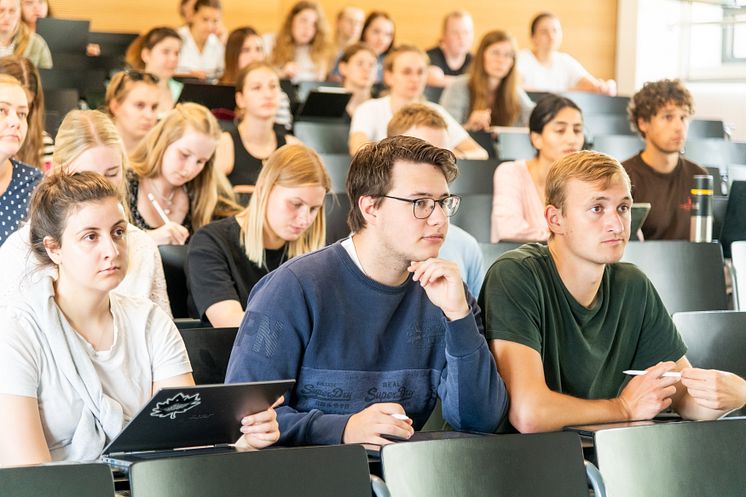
[479,150,746,433]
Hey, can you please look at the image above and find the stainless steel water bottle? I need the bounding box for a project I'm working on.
[690,174,713,243]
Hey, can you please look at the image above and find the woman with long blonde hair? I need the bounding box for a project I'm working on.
[187,143,329,327]
[270,0,330,82]
[0,109,172,314]
[440,30,534,130]
[128,102,240,246]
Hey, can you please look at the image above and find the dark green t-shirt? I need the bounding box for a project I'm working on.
[479,243,687,401]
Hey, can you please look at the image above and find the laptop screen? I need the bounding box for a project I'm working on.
[102,380,294,455]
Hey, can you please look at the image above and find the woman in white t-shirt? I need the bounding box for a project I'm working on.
[176,0,225,80]
[0,171,280,466]
[349,45,488,159]
[516,12,616,95]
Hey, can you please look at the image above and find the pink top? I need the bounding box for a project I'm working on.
[491,160,550,243]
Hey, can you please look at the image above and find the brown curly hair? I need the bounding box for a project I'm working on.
[628,79,693,138]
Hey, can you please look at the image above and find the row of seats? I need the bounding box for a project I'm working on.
[165,239,731,321]
[4,415,746,496]
[177,309,746,404]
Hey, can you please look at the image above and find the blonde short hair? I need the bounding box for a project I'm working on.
[546,150,631,213]
[387,103,447,137]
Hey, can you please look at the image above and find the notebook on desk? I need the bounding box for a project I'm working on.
[101,380,293,471]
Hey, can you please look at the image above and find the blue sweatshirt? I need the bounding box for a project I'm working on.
[225,242,507,445]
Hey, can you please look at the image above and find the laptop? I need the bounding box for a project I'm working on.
[297,87,352,119]
[36,18,90,55]
[178,82,236,111]
[101,380,293,471]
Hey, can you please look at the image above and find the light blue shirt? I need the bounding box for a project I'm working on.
[440,224,485,297]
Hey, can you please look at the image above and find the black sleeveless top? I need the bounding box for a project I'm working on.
[226,125,288,186]
[127,170,194,234]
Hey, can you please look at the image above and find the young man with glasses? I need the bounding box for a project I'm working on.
[226,135,507,446]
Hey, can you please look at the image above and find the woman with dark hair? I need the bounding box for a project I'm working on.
[490,94,584,242]
[126,27,184,115]
[338,42,376,119]
[0,171,281,466]
[176,0,224,80]
[359,11,394,84]
[440,30,534,130]
[220,26,261,85]
[220,27,292,129]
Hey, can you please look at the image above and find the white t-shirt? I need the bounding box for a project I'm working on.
[177,25,225,80]
[0,290,192,461]
[0,223,172,316]
[516,49,590,93]
[350,96,469,150]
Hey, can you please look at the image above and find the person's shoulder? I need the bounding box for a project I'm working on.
[680,156,708,175]
[554,51,582,65]
[125,223,158,251]
[176,25,190,38]
[608,259,653,287]
[188,216,239,251]
[449,74,470,89]
[426,46,442,58]
[487,243,549,274]
[11,159,42,182]
[621,153,644,171]
[281,243,342,275]
[447,224,477,244]
[357,96,386,112]
[516,49,536,64]
[494,160,528,180]
[193,216,238,238]
[110,291,158,311]
[28,31,49,47]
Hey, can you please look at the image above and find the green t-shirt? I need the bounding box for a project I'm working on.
[479,243,687,402]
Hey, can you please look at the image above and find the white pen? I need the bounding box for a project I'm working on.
[623,370,682,379]
[390,413,410,421]
[147,193,171,225]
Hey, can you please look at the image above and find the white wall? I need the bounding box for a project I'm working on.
[616,0,746,141]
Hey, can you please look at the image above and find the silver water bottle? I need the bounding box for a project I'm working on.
[690,174,713,243]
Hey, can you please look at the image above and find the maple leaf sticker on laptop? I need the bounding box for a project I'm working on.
[150,392,202,420]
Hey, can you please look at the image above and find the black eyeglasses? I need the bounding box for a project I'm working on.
[381,194,461,219]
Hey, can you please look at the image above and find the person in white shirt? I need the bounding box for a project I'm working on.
[516,12,616,96]
[0,171,281,466]
[0,109,172,315]
[349,45,488,159]
[177,0,225,81]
